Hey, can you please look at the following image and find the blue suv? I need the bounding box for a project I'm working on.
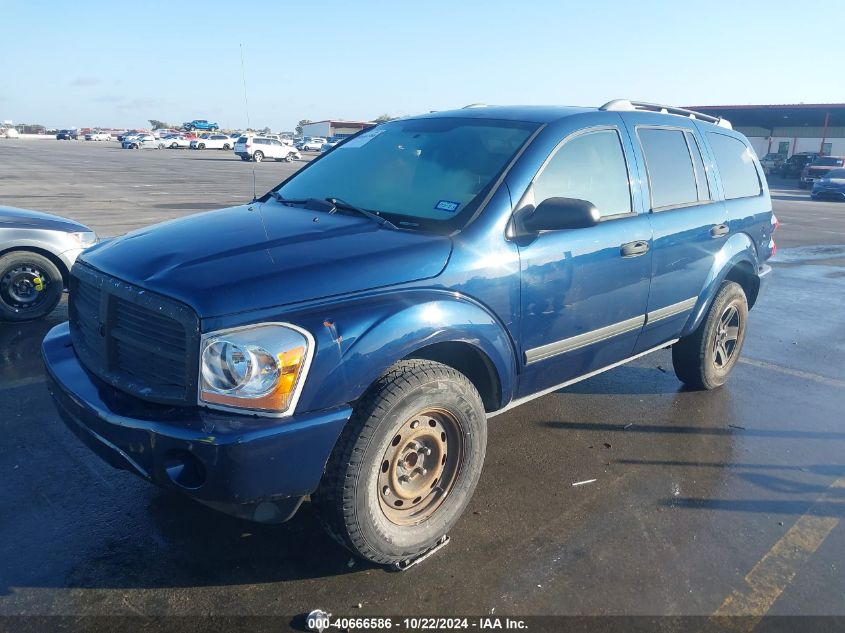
[42,100,776,566]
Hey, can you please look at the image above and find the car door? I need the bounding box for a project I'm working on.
[269,139,284,158]
[514,122,653,397]
[618,115,728,354]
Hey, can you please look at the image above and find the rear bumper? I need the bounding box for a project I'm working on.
[42,322,351,523]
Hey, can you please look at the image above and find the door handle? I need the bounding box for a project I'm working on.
[710,223,730,238]
[620,240,650,257]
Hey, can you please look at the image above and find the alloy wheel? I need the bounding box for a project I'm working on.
[713,303,741,368]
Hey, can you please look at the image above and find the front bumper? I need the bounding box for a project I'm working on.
[42,322,351,523]
[811,188,845,200]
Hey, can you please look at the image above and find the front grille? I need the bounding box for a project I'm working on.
[68,262,200,405]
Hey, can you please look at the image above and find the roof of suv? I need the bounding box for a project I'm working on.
[413,102,733,129]
[415,105,594,124]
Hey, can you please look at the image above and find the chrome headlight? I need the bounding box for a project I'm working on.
[199,323,314,416]
[68,231,98,247]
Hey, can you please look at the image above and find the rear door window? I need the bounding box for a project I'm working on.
[532,128,632,218]
[637,128,698,210]
[707,132,762,200]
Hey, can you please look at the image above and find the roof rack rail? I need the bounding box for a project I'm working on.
[599,99,732,129]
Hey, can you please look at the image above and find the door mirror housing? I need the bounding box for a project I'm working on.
[521,197,601,233]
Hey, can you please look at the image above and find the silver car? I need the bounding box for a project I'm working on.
[0,206,97,321]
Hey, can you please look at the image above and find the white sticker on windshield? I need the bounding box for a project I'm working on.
[339,129,386,148]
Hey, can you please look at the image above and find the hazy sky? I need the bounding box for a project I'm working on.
[2,0,835,130]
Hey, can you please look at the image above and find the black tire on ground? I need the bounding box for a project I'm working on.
[672,281,748,390]
[240,156,249,161]
[0,251,63,322]
[223,143,230,150]
[197,143,205,150]
[313,359,487,565]
[253,151,263,162]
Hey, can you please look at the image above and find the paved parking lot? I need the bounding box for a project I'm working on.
[1,141,844,624]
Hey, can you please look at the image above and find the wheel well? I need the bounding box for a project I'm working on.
[406,341,502,412]
[0,246,70,289]
[724,260,760,308]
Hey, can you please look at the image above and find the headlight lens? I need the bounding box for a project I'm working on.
[199,324,312,415]
[69,231,98,247]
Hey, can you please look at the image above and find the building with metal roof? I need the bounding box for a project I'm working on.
[687,104,845,158]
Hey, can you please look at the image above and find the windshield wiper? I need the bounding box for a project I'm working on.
[269,192,397,230]
[325,197,398,230]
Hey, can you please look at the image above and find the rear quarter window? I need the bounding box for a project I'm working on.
[707,132,762,200]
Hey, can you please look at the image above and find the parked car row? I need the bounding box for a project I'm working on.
[761,151,845,196]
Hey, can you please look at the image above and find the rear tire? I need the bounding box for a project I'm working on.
[197,143,205,150]
[672,281,748,390]
[0,251,63,321]
[223,143,231,150]
[314,360,487,565]
[253,151,263,163]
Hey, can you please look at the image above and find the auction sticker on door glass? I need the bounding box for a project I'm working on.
[339,129,386,148]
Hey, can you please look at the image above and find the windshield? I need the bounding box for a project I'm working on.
[274,117,537,231]
[812,157,843,166]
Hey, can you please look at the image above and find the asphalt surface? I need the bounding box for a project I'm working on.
[1,141,844,625]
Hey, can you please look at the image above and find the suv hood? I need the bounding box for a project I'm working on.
[80,202,453,317]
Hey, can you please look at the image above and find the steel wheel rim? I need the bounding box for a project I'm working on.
[377,408,464,526]
[1,264,50,309]
[713,303,741,368]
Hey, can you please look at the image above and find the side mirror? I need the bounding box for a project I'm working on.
[521,197,601,233]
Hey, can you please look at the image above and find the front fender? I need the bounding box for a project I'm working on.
[682,232,760,337]
[291,289,518,415]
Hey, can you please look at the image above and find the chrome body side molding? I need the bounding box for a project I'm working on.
[646,297,697,324]
[525,315,645,365]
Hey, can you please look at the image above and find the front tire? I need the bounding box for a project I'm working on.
[672,281,748,390]
[223,143,230,150]
[314,360,487,565]
[0,251,63,321]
